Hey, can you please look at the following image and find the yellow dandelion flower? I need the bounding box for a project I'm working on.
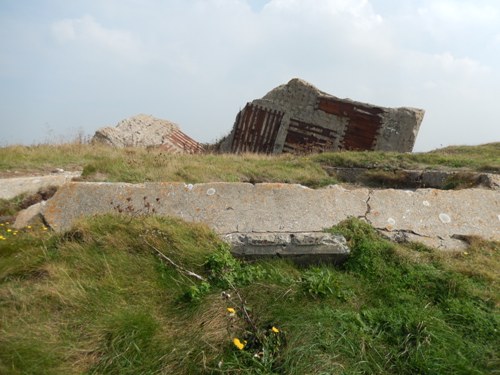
[7,229,12,233]
[0,223,4,226]
[27,226,32,229]
[227,307,236,315]
[271,326,279,333]
[233,338,246,350]
[0,236,5,240]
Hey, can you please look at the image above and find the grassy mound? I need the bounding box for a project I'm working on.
[0,216,498,374]
[0,143,498,187]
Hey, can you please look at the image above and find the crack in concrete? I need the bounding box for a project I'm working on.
[359,189,373,222]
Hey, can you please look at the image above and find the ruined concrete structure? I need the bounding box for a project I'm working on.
[92,114,204,153]
[220,79,425,153]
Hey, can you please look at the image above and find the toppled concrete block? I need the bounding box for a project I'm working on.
[224,232,350,264]
[92,114,204,153]
[220,78,424,154]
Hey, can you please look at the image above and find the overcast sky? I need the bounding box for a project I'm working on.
[1,0,499,151]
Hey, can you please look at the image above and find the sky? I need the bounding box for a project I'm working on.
[0,0,499,151]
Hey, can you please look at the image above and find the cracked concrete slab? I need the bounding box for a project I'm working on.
[42,182,369,234]
[366,188,500,249]
[40,182,499,250]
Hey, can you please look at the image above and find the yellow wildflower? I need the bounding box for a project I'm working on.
[233,338,246,350]
[27,226,32,229]
[271,326,279,333]
[227,307,236,315]
[7,229,12,233]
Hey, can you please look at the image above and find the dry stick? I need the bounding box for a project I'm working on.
[144,239,206,282]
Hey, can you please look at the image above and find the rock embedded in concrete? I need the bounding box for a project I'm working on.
[220,78,424,154]
[91,114,204,153]
[224,232,350,264]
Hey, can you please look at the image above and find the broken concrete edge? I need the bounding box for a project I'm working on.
[0,171,82,200]
[224,232,350,264]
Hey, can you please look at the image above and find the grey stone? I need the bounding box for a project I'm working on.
[13,202,45,229]
[479,173,500,190]
[0,172,81,200]
[224,232,350,264]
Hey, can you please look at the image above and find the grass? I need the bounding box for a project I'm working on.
[0,143,498,187]
[0,215,498,374]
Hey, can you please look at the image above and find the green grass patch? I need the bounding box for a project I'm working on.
[1,143,498,187]
[0,216,498,374]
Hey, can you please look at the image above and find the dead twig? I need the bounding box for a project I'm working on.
[144,239,206,282]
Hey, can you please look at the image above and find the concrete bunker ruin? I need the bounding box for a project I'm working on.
[220,78,425,154]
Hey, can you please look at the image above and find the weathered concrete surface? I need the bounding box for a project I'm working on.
[42,182,368,234]
[41,182,499,250]
[220,78,424,154]
[367,188,500,249]
[92,114,204,153]
[0,171,81,200]
[225,232,350,264]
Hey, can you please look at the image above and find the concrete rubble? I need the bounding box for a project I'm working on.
[41,182,499,250]
[92,114,204,153]
[220,78,424,154]
[224,232,350,264]
[325,167,500,190]
[0,171,81,200]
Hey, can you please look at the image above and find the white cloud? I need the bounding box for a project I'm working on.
[2,0,499,149]
[51,15,144,61]
[418,0,499,25]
